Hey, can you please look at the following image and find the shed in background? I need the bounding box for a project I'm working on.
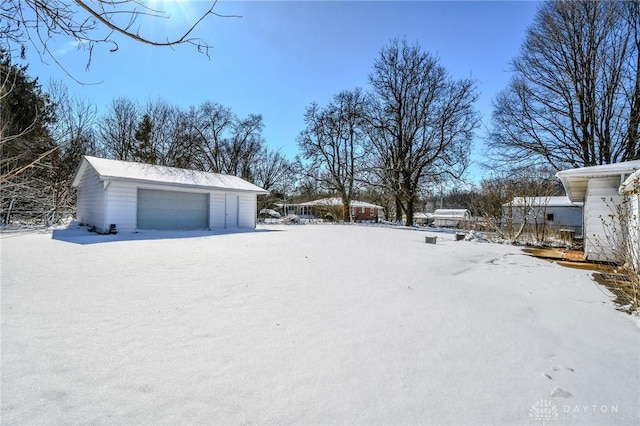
[503,196,583,237]
[432,209,470,228]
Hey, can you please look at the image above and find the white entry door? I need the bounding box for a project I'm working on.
[225,194,238,228]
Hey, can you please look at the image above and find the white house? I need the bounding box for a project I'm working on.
[432,209,470,228]
[503,196,583,237]
[556,160,640,262]
[281,197,383,222]
[72,156,268,233]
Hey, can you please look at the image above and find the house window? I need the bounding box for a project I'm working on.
[546,213,555,221]
[370,208,375,216]
[361,207,365,213]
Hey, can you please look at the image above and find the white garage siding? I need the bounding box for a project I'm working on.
[239,193,257,228]
[584,177,624,262]
[104,180,137,232]
[76,165,105,229]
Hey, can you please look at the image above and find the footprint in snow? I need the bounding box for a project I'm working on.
[550,387,573,398]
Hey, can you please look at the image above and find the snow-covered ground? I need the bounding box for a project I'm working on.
[1,224,639,425]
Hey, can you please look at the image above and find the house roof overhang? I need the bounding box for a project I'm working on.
[556,161,640,202]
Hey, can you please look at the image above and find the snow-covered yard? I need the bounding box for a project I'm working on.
[1,224,639,425]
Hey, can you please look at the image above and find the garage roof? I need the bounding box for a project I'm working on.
[72,156,269,194]
[556,160,640,202]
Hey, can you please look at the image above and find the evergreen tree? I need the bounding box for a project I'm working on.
[0,51,57,224]
[134,114,156,164]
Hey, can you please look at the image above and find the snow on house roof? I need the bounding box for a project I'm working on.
[504,196,582,208]
[72,156,268,194]
[556,160,640,202]
[296,197,382,209]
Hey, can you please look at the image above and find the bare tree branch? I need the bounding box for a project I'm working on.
[0,0,240,80]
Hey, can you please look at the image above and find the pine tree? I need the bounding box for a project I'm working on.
[134,114,156,164]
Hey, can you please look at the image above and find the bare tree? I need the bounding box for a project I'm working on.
[47,79,98,153]
[368,38,479,226]
[98,96,139,160]
[1,0,236,79]
[142,98,177,166]
[490,0,639,170]
[225,113,264,180]
[252,147,291,212]
[192,101,234,173]
[297,88,368,221]
[623,0,640,161]
[46,79,99,222]
[166,105,203,169]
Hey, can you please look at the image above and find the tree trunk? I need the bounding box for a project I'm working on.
[394,196,403,222]
[341,196,351,222]
[405,199,415,227]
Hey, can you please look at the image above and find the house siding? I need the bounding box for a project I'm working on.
[629,194,640,273]
[630,194,640,271]
[584,177,623,262]
[76,165,106,231]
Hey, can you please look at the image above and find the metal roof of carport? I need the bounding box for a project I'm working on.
[556,160,640,202]
[72,156,269,194]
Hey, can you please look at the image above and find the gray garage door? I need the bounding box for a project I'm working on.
[137,189,209,230]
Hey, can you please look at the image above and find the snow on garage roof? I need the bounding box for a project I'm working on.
[72,156,268,194]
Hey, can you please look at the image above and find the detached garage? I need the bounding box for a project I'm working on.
[72,156,268,233]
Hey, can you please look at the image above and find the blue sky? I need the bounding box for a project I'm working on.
[22,0,541,180]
